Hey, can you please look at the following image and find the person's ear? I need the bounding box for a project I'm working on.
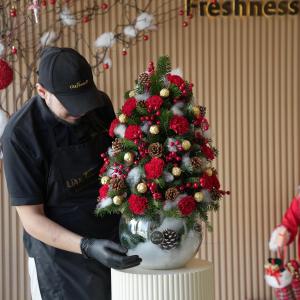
[35,83,47,98]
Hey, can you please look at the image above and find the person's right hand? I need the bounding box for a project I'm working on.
[269,225,290,251]
[80,238,142,269]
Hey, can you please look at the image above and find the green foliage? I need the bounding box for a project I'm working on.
[124,90,131,99]
[159,109,172,136]
[169,84,182,99]
[150,73,164,95]
[121,138,138,151]
[156,55,172,77]
[135,83,145,94]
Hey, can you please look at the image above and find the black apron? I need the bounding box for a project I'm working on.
[24,113,120,300]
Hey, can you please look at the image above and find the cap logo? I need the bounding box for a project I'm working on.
[69,79,88,89]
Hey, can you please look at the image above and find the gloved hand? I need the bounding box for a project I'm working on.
[269,225,290,251]
[80,238,142,269]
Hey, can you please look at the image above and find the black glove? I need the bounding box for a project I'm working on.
[80,238,142,270]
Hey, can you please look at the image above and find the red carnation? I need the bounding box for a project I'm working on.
[144,157,165,179]
[0,59,13,90]
[170,115,190,135]
[125,125,142,140]
[109,119,120,138]
[178,196,197,216]
[201,144,215,160]
[166,74,185,87]
[122,97,137,116]
[200,174,220,191]
[99,184,109,199]
[128,194,148,215]
[145,95,163,111]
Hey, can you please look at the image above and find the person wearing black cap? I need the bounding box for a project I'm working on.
[1,47,141,300]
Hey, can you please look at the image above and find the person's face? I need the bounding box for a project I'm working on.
[36,83,83,124]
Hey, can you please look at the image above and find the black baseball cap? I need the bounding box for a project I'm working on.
[38,47,108,116]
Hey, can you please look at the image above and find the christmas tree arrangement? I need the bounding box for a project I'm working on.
[96,56,229,269]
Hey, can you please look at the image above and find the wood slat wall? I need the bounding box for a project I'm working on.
[0,1,299,299]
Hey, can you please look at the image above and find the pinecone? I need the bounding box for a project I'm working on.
[112,138,123,156]
[191,157,202,169]
[138,72,150,86]
[200,106,206,117]
[148,143,163,158]
[160,229,179,250]
[110,178,126,192]
[165,187,179,201]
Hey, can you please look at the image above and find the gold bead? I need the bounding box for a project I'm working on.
[182,140,191,151]
[118,113,127,123]
[192,106,200,117]
[101,176,110,185]
[160,88,170,98]
[172,167,182,177]
[113,195,123,205]
[149,125,160,135]
[205,168,213,176]
[124,152,134,164]
[129,90,136,98]
[194,192,204,202]
[137,183,147,193]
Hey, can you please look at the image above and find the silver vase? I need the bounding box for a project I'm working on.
[119,214,203,270]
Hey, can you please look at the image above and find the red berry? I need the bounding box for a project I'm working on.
[143,35,149,41]
[179,9,184,16]
[100,2,109,10]
[183,21,188,27]
[82,15,89,23]
[50,0,56,4]
[193,183,198,189]
[103,63,109,69]
[10,8,17,17]
[41,0,47,6]
[11,46,17,55]
[122,49,127,56]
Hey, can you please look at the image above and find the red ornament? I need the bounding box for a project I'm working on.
[10,7,17,17]
[100,2,109,10]
[11,46,17,55]
[41,0,47,7]
[183,21,189,27]
[122,49,128,56]
[128,194,148,215]
[0,59,13,90]
[103,63,109,70]
[143,35,149,41]
[179,9,184,16]
[82,15,89,23]
[49,0,56,5]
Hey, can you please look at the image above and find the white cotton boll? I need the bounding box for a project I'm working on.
[126,167,142,189]
[164,194,186,211]
[60,7,76,26]
[163,171,174,183]
[135,92,150,101]
[166,138,177,152]
[202,189,212,203]
[135,13,154,31]
[114,124,126,138]
[108,147,113,157]
[0,42,5,57]
[141,121,151,134]
[40,31,58,46]
[97,197,113,209]
[123,25,137,38]
[171,102,185,116]
[0,110,8,159]
[170,68,183,77]
[203,128,211,139]
[182,153,192,168]
[94,32,116,48]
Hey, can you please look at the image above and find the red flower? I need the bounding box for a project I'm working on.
[170,115,190,135]
[109,119,120,138]
[99,184,109,199]
[145,95,163,111]
[128,194,148,215]
[122,97,137,116]
[166,74,185,87]
[125,125,142,140]
[178,196,197,216]
[144,157,165,179]
[200,174,220,191]
[201,144,215,160]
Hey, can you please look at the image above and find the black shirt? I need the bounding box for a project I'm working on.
[1,94,115,206]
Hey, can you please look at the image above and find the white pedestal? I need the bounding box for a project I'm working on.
[111,258,214,300]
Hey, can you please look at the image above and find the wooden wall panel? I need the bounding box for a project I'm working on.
[0,1,299,299]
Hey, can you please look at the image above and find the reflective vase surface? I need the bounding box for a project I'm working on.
[119,214,203,270]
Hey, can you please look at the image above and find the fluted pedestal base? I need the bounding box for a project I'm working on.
[111,258,214,300]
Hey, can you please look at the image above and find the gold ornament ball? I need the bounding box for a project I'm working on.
[172,167,182,177]
[150,125,160,135]
[205,168,213,176]
[101,176,110,185]
[113,195,123,205]
[118,113,127,123]
[182,140,191,151]
[124,152,134,164]
[194,192,204,202]
[192,106,200,117]
[160,88,170,98]
[137,183,147,193]
[129,90,136,98]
